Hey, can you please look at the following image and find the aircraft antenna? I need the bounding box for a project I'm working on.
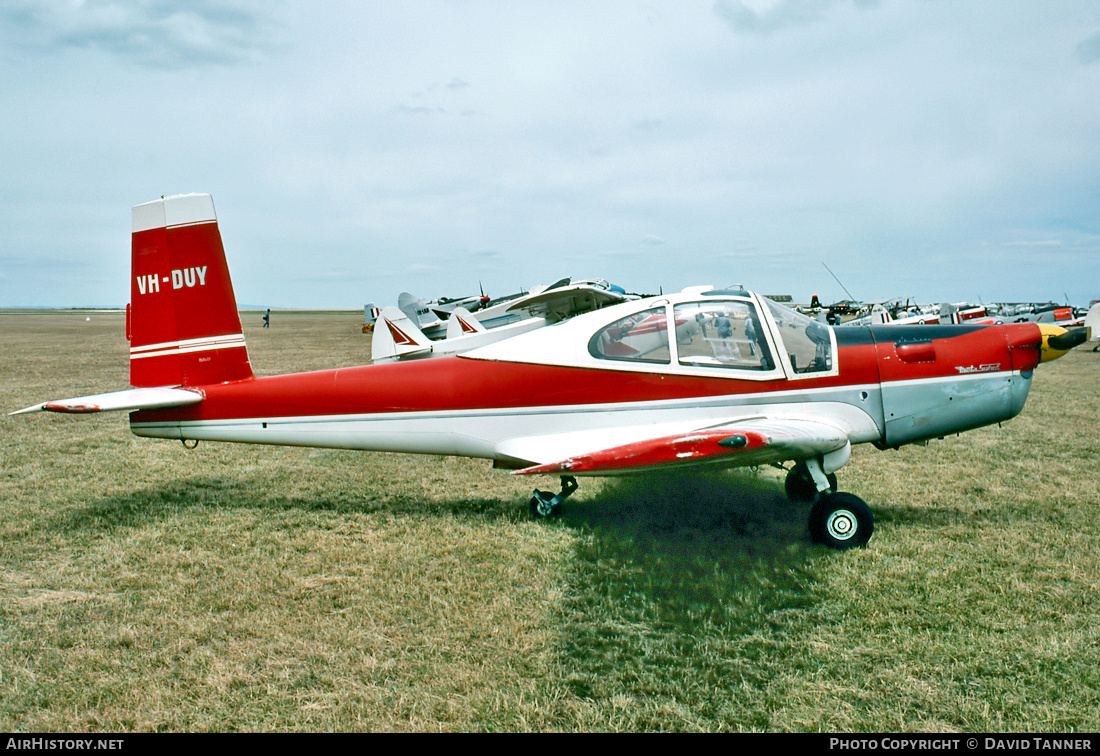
[821,262,856,301]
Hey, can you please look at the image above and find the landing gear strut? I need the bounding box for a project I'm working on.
[529,475,578,519]
[784,459,874,550]
[784,460,836,501]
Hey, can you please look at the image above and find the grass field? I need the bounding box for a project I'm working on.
[1,310,1098,732]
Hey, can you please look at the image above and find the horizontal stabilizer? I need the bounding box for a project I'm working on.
[10,387,203,416]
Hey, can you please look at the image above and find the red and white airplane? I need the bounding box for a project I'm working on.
[12,194,1090,549]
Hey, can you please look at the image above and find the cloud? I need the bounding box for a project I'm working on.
[713,0,877,34]
[397,104,448,115]
[1074,32,1100,65]
[0,0,286,68]
[0,2,1097,309]
[1001,240,1063,248]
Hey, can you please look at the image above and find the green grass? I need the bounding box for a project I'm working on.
[1,310,1098,731]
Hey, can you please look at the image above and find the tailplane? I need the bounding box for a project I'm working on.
[129,194,253,387]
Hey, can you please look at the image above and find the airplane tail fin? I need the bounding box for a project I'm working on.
[129,194,253,388]
[397,291,445,331]
[870,304,891,325]
[370,306,433,362]
[446,306,487,339]
[1084,303,1100,341]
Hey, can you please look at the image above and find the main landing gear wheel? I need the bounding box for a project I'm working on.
[529,476,578,519]
[784,462,837,501]
[809,493,874,550]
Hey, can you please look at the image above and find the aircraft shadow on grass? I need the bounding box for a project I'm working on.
[52,468,837,635]
[55,468,811,542]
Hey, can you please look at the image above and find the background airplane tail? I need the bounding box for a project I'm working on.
[128,193,254,388]
[370,306,433,362]
[446,306,487,339]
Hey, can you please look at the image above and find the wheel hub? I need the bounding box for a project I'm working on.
[826,510,857,540]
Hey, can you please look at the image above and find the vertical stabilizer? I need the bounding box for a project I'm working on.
[446,306,487,339]
[129,194,253,387]
[370,306,433,362]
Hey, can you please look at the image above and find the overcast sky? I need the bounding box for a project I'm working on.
[2,0,1098,310]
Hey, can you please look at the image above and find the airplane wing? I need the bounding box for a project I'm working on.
[10,387,203,416]
[505,417,850,476]
[505,283,629,322]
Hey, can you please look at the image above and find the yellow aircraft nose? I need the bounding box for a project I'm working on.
[1038,324,1091,363]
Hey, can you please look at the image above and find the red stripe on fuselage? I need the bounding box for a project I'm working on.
[131,323,1041,424]
[134,344,880,424]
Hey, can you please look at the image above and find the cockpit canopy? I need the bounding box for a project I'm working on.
[587,292,834,378]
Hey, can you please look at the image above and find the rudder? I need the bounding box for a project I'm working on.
[129,193,253,387]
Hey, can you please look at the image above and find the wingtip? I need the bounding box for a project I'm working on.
[9,403,47,416]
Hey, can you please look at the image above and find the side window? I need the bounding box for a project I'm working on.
[763,298,833,373]
[673,301,774,371]
[588,307,671,364]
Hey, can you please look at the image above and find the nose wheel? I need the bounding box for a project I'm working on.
[808,492,874,549]
[784,461,874,549]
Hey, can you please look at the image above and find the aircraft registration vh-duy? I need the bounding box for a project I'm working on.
[12,194,1091,549]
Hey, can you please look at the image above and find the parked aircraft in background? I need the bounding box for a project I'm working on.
[398,278,633,340]
[800,295,867,324]
[993,303,1085,327]
[844,302,995,327]
[371,304,549,362]
[373,296,705,363]
[801,291,1091,332]
[12,194,1091,551]
[1084,302,1100,351]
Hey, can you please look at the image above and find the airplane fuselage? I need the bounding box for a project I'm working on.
[130,316,1041,471]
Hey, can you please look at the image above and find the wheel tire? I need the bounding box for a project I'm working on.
[809,493,874,549]
[784,463,837,501]
[529,493,562,519]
